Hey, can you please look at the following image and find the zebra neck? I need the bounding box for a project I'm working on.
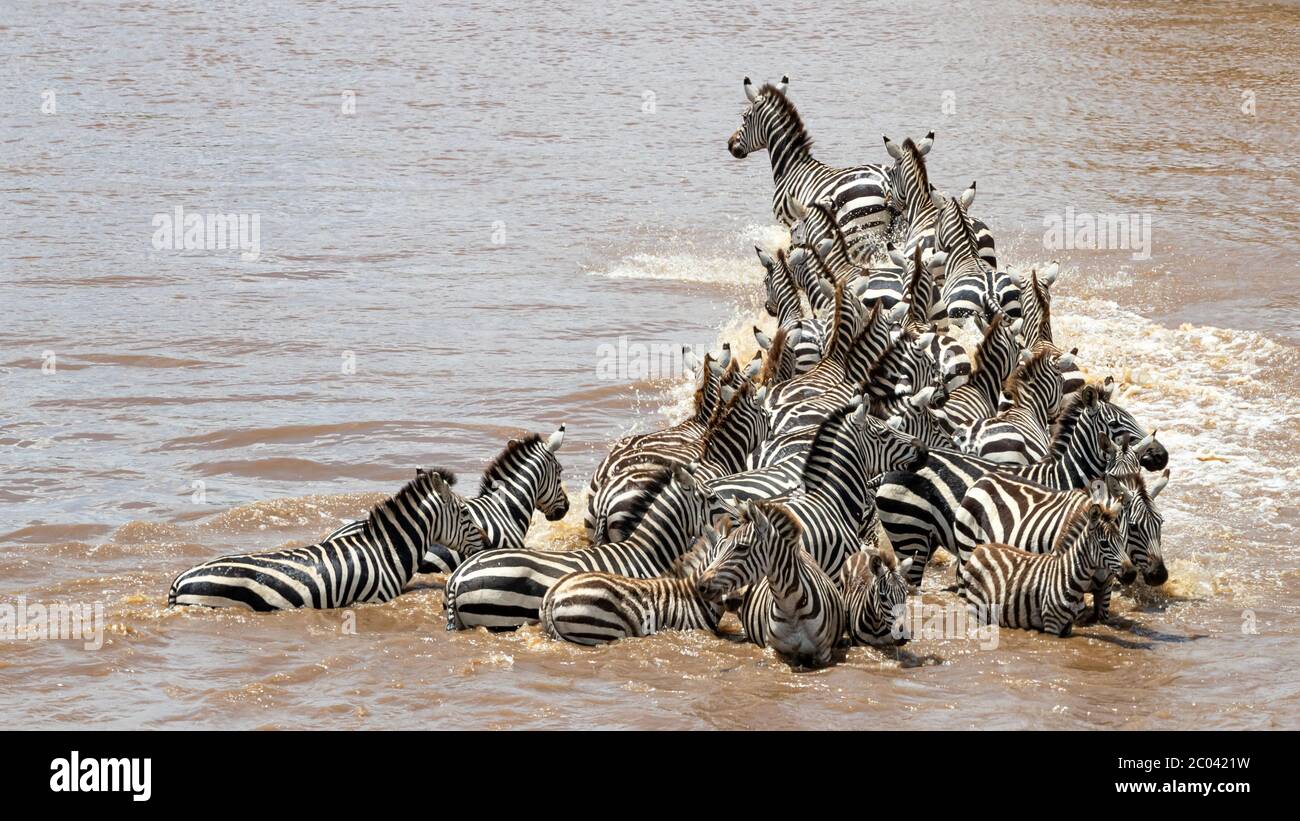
[1059,539,1099,597]
[766,549,811,610]
[622,499,696,567]
[482,477,537,530]
[767,129,817,188]
[362,506,425,579]
[775,290,803,325]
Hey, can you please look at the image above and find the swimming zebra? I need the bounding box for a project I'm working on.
[728,77,891,257]
[928,311,1026,433]
[958,495,1131,636]
[168,469,486,611]
[881,132,998,270]
[757,247,827,373]
[445,464,721,630]
[841,535,914,647]
[954,347,1076,465]
[931,185,1019,323]
[877,385,1142,586]
[539,526,729,646]
[696,500,847,669]
[1096,376,1168,469]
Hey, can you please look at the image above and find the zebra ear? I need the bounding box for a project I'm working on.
[1134,429,1157,456]
[774,74,788,95]
[788,246,808,268]
[930,189,946,212]
[915,331,935,350]
[883,135,903,160]
[887,245,908,269]
[815,238,834,259]
[754,326,772,350]
[959,181,977,210]
[743,76,758,102]
[886,414,905,430]
[1019,348,1033,367]
[1149,469,1170,499]
[1101,376,1116,401]
[1057,351,1076,370]
[926,251,948,272]
[744,352,763,379]
[546,425,565,453]
[816,278,835,304]
[718,343,732,369]
[918,130,935,155]
[755,385,768,403]
[1041,261,1060,286]
[682,346,701,373]
[720,384,736,403]
[755,246,776,272]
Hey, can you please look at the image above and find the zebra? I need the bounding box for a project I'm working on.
[954,347,1077,465]
[931,185,1019,324]
[589,380,768,545]
[1097,376,1169,470]
[757,247,827,373]
[880,132,998,270]
[841,535,914,647]
[953,472,1135,586]
[696,500,847,669]
[958,494,1132,637]
[728,77,891,257]
[754,325,801,389]
[445,464,722,631]
[168,469,487,611]
[876,384,1144,586]
[789,198,870,280]
[927,311,1026,433]
[539,526,729,646]
[416,426,569,574]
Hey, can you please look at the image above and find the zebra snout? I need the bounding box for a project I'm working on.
[545,500,570,521]
[727,133,747,158]
[1143,562,1169,586]
[1139,443,1169,471]
[696,575,727,602]
[1118,565,1139,586]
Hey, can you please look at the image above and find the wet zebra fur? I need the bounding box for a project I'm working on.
[958,496,1131,636]
[445,464,721,631]
[168,469,486,611]
[728,77,891,257]
[540,526,729,646]
[697,501,846,669]
[757,247,827,373]
[841,532,914,647]
[955,347,1075,465]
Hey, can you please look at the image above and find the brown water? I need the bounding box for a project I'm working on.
[2,0,1298,729]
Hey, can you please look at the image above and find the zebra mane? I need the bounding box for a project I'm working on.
[754,500,803,546]
[478,434,542,497]
[705,356,741,428]
[943,194,979,254]
[806,200,853,269]
[1027,269,1053,344]
[1002,347,1055,404]
[355,470,445,540]
[902,138,931,197]
[757,84,814,157]
[903,246,929,325]
[1046,384,1100,456]
[616,465,681,540]
[967,310,1007,374]
[772,248,800,299]
[758,326,790,386]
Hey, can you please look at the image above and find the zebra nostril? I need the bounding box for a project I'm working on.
[1144,564,1169,586]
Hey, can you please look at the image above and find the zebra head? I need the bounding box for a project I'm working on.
[756,246,795,318]
[695,500,800,603]
[841,536,915,646]
[414,468,488,557]
[1082,490,1133,583]
[1096,377,1168,470]
[481,426,570,522]
[1125,469,1170,586]
[881,133,935,225]
[1012,262,1060,347]
[914,325,971,394]
[728,75,790,158]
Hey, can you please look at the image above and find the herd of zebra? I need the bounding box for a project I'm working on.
[167,77,1172,669]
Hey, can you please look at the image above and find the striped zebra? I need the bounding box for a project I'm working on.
[589,380,768,544]
[958,495,1131,637]
[880,132,998,270]
[754,326,801,389]
[168,469,486,611]
[931,185,1019,324]
[841,536,914,647]
[954,347,1077,465]
[445,464,721,630]
[539,527,729,646]
[1097,376,1168,469]
[757,247,827,373]
[728,77,891,258]
[696,501,847,669]
[789,198,870,281]
[928,311,1026,433]
[877,385,1141,586]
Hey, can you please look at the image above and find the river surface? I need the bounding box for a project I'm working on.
[1,0,1298,729]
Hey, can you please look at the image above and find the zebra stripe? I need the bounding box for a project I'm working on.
[757,247,826,373]
[168,470,486,611]
[539,527,729,645]
[841,534,914,647]
[445,464,719,631]
[956,347,1075,465]
[728,77,891,257]
[958,498,1131,636]
[877,385,1136,585]
[696,501,847,669]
